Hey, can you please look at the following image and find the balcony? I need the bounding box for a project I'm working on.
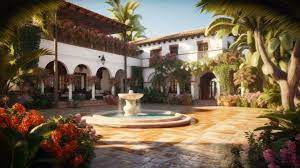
[56,29,138,57]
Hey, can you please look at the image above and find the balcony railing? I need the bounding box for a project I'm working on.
[51,28,139,57]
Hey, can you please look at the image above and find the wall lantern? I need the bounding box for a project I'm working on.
[98,55,106,65]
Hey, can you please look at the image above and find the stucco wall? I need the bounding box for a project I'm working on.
[39,39,141,78]
[139,35,233,84]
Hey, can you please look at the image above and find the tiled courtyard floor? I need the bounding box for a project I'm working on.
[42,104,267,168]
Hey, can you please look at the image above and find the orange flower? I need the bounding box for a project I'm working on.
[12,103,26,115]
[63,140,78,153]
[72,154,83,167]
[53,144,63,158]
[28,110,44,126]
[0,113,9,128]
[51,130,62,145]
[10,116,19,129]
[0,108,5,114]
[60,123,77,139]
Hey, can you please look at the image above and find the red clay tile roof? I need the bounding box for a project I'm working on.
[132,28,206,45]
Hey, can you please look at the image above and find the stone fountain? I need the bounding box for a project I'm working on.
[84,90,192,128]
[118,90,143,116]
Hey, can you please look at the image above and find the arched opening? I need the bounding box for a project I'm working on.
[45,61,67,92]
[73,64,91,91]
[115,69,125,93]
[96,67,111,95]
[199,72,217,100]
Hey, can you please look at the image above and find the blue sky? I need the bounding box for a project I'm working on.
[69,0,213,38]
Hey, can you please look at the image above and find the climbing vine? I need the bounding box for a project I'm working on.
[150,53,191,93]
[183,52,240,95]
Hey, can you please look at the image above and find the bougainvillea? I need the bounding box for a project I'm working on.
[0,103,96,168]
[263,135,300,168]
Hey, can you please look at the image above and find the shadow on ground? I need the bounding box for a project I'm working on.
[92,140,236,168]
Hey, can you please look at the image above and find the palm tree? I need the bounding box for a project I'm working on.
[0,0,62,101]
[106,0,146,41]
[0,0,62,44]
[106,0,145,92]
[0,44,52,96]
[197,0,300,110]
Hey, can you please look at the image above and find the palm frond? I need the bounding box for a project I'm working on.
[0,0,63,44]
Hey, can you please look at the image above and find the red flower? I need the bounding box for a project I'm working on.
[51,130,62,145]
[0,113,10,128]
[12,103,26,115]
[53,144,63,158]
[72,154,83,167]
[40,140,52,152]
[17,114,31,134]
[63,140,78,153]
[60,123,77,139]
[28,110,44,126]
[0,108,5,114]
[10,116,19,129]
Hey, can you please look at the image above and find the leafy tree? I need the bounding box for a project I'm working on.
[151,53,190,95]
[106,0,146,41]
[197,0,300,110]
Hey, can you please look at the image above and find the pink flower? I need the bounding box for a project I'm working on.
[279,148,289,163]
[74,113,82,122]
[268,162,279,168]
[287,141,296,153]
[263,149,276,163]
[295,134,300,141]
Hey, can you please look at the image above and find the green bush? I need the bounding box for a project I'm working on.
[142,87,166,103]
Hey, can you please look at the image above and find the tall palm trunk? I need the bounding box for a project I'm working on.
[254,28,300,110]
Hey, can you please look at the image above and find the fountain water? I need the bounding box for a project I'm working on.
[84,90,192,128]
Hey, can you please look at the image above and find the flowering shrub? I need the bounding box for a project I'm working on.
[103,95,118,105]
[0,103,44,135]
[218,95,239,106]
[39,113,96,168]
[0,103,96,168]
[149,54,163,66]
[243,92,261,107]
[263,136,300,168]
[217,92,262,107]
[167,93,192,105]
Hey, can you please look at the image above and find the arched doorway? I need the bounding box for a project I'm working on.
[96,67,111,94]
[199,72,217,100]
[45,61,67,91]
[115,69,125,93]
[73,64,91,91]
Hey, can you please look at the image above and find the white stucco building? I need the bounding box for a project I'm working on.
[134,29,234,100]
[38,2,141,101]
[38,2,234,103]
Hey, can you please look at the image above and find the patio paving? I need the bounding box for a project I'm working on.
[42,104,267,168]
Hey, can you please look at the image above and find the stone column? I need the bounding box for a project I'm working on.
[68,84,73,101]
[41,81,45,95]
[191,81,196,100]
[176,81,180,95]
[111,85,115,96]
[91,82,96,100]
[81,75,85,89]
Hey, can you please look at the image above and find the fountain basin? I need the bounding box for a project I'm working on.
[84,109,192,128]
